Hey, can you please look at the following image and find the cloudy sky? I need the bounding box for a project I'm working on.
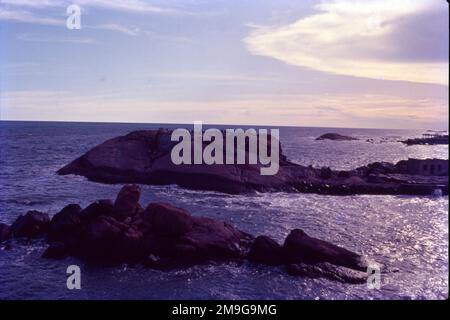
[0,0,448,129]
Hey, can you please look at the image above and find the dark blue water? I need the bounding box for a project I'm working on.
[0,121,448,299]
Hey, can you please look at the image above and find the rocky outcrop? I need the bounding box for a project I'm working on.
[401,135,448,145]
[316,133,358,141]
[57,129,448,196]
[0,185,375,284]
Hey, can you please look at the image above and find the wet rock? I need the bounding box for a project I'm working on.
[0,223,11,242]
[286,262,367,284]
[247,236,284,265]
[113,185,141,221]
[283,229,366,271]
[11,211,50,238]
[47,204,82,242]
[316,133,358,141]
[144,202,194,237]
[79,199,114,221]
[42,242,67,259]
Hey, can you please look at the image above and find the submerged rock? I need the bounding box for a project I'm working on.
[57,130,448,196]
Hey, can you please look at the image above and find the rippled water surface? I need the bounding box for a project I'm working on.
[0,121,448,299]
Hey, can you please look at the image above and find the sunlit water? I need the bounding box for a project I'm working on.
[0,121,448,300]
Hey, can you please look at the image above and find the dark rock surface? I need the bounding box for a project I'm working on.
[0,223,11,242]
[11,211,50,238]
[283,229,367,271]
[57,130,448,196]
[0,185,376,284]
[401,135,448,145]
[248,235,284,265]
[316,133,358,141]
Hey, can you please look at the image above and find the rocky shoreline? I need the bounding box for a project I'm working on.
[57,129,449,195]
[0,185,374,284]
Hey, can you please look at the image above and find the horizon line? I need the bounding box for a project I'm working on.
[0,118,444,131]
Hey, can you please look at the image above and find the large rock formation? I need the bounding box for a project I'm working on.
[0,185,375,284]
[57,129,448,196]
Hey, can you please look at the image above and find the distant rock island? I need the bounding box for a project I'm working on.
[58,129,448,196]
[401,134,448,146]
[316,133,358,141]
[0,185,373,284]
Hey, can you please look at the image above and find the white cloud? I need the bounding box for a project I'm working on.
[94,24,140,36]
[0,8,63,25]
[244,0,448,85]
[0,0,186,15]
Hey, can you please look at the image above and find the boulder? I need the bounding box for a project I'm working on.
[0,223,11,242]
[247,236,284,265]
[144,202,194,237]
[11,211,50,238]
[47,204,82,242]
[79,199,114,220]
[113,185,141,221]
[283,229,366,271]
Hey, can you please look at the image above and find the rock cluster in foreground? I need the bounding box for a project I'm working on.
[57,129,448,195]
[0,185,372,284]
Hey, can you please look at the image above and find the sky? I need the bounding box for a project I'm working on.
[0,0,448,129]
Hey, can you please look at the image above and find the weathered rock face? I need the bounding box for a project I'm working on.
[11,211,50,238]
[316,133,358,141]
[0,185,376,283]
[57,130,448,196]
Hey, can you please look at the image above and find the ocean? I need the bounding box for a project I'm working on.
[0,121,448,299]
